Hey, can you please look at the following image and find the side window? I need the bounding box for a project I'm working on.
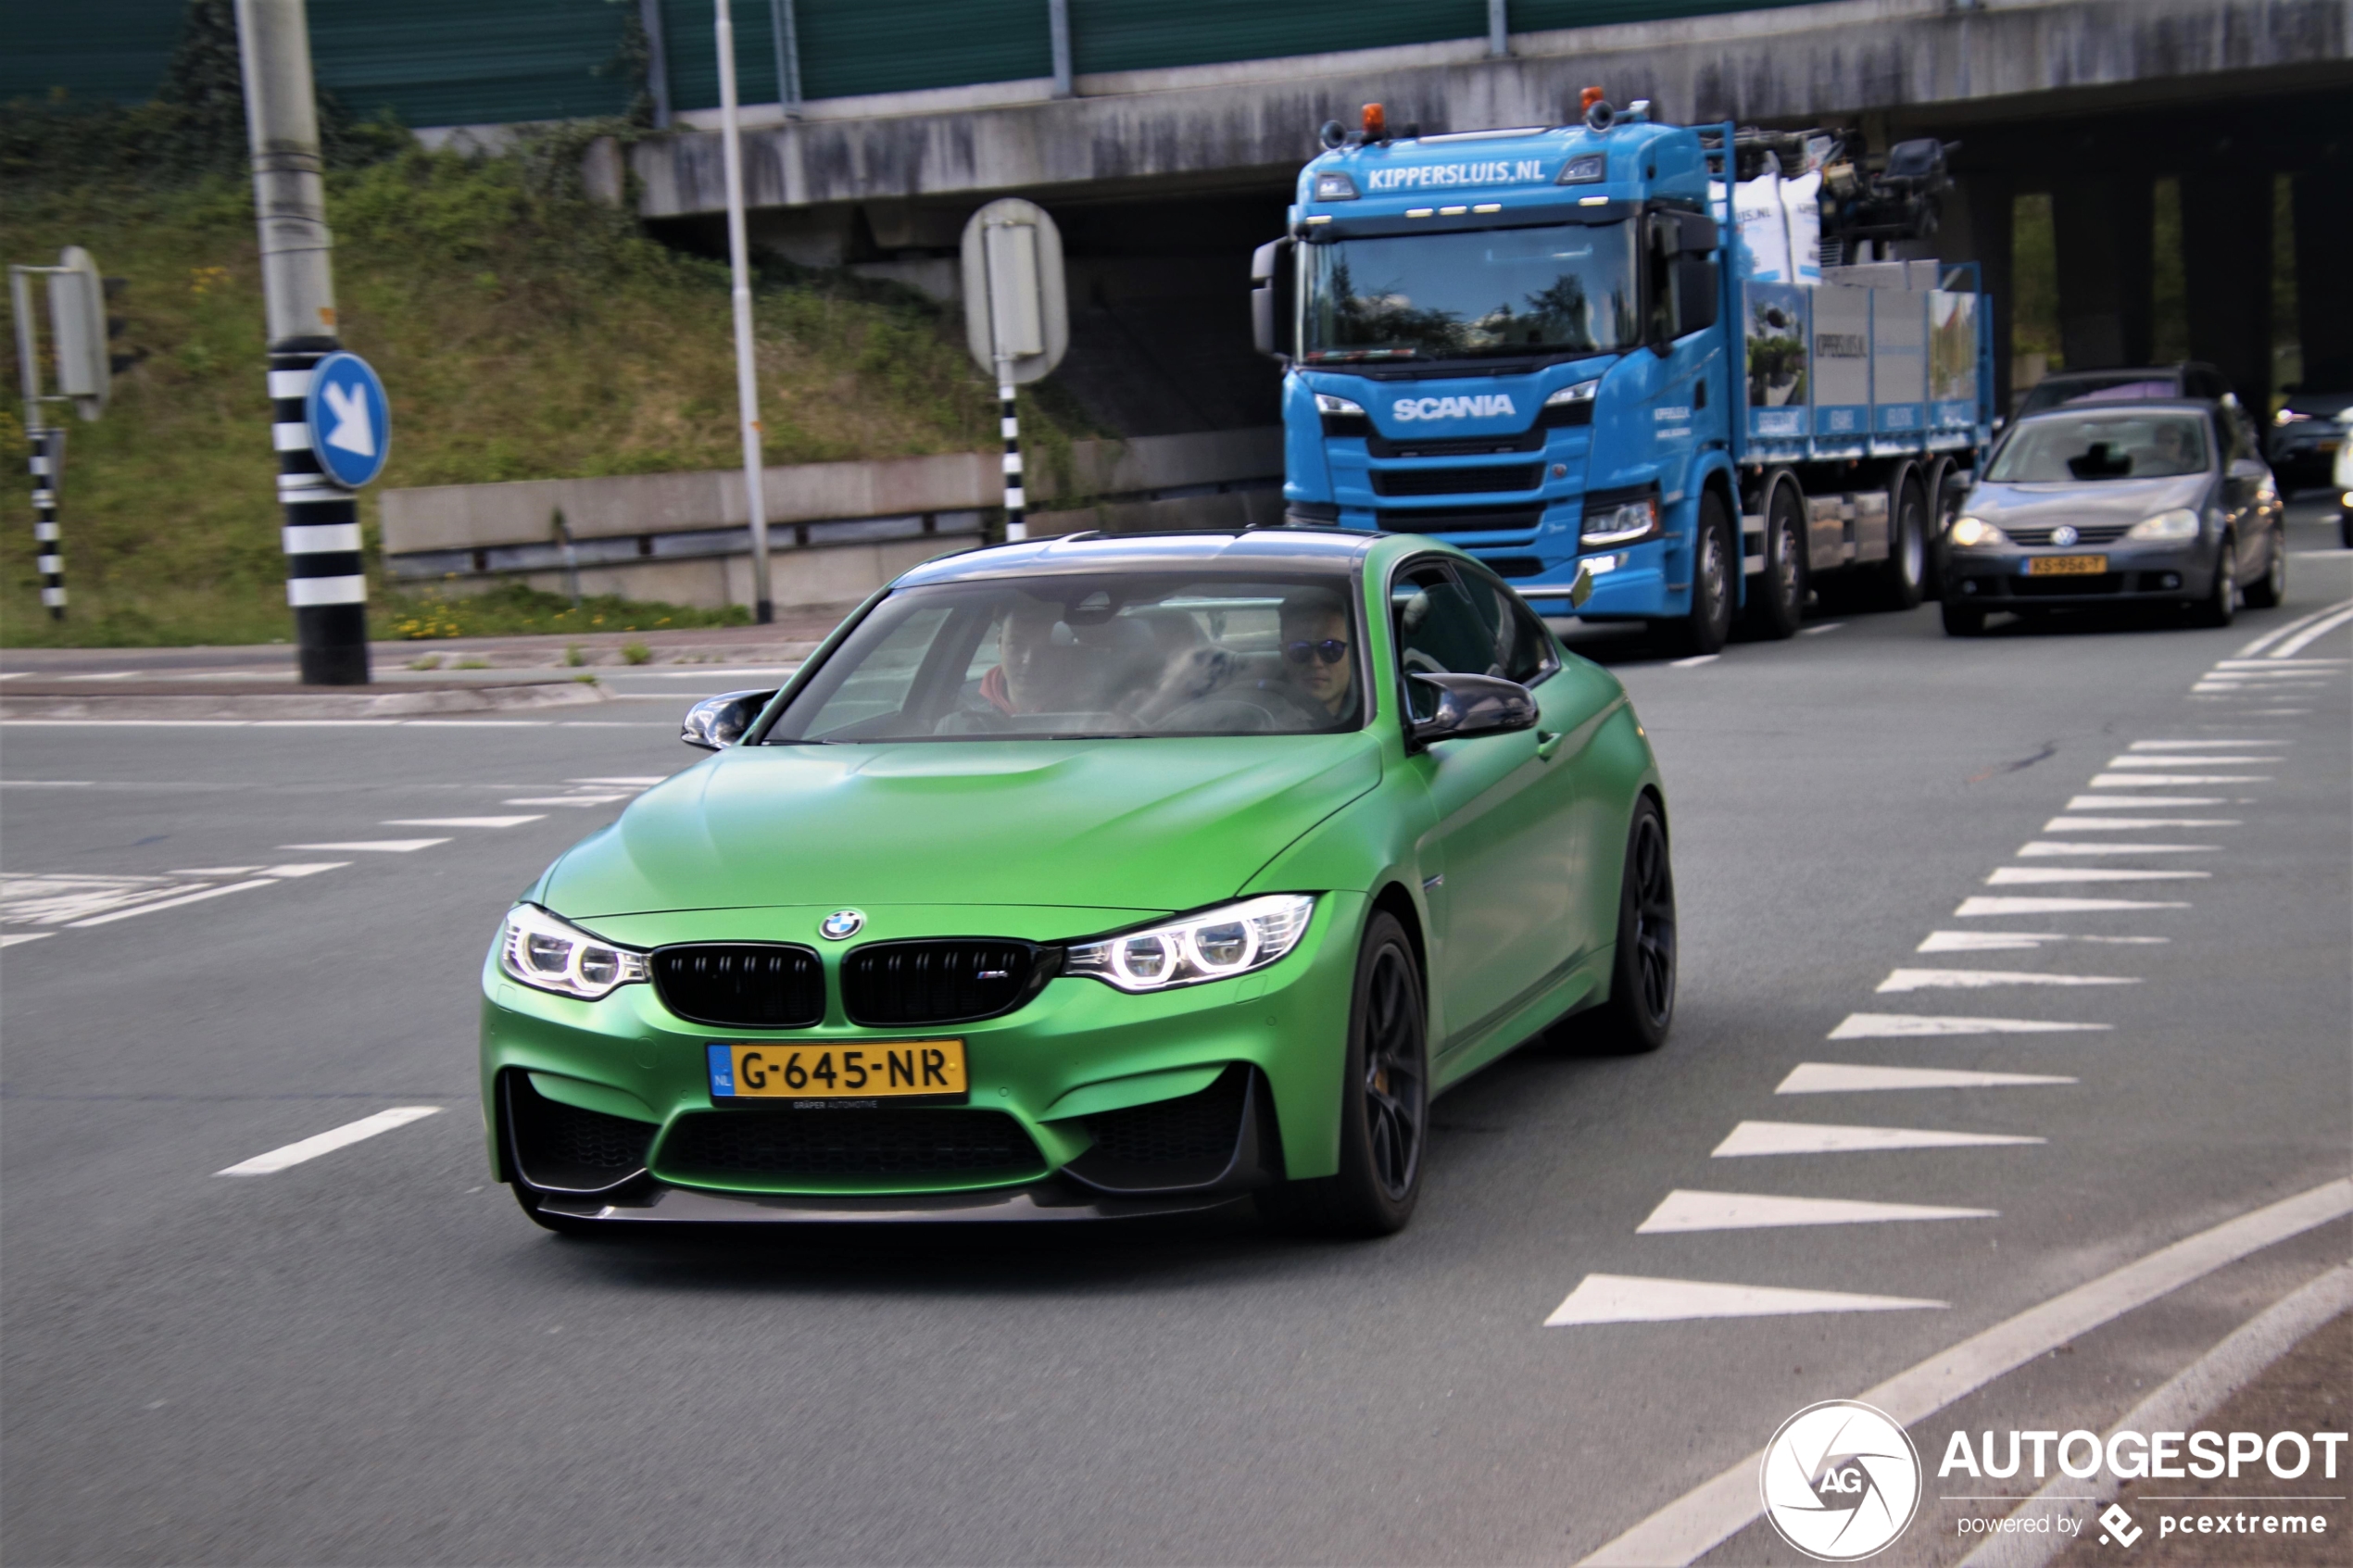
[1457,565,1559,684]
[1393,561,1502,718]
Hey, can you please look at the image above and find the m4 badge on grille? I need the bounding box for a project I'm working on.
[819,909,865,940]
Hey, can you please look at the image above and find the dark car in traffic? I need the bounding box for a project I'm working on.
[2012,362,2235,420]
[2268,385,2352,494]
[1940,400,2284,634]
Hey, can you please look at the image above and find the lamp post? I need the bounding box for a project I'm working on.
[715,0,774,624]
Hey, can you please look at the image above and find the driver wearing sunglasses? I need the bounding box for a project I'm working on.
[1277,589,1357,721]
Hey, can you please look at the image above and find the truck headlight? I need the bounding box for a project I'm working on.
[2124,508,2200,541]
[1315,394,1365,417]
[1544,380,1600,408]
[1065,896,1315,993]
[1313,172,1360,202]
[1948,515,2008,547]
[497,903,648,999]
[1581,495,1659,546]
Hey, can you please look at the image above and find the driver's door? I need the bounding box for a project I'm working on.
[1392,558,1561,1050]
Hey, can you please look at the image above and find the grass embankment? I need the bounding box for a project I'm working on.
[1,139,1080,646]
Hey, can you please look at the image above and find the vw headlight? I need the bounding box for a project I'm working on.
[1315,393,1365,417]
[1948,515,2008,547]
[497,903,648,999]
[1065,896,1315,993]
[2124,508,2200,541]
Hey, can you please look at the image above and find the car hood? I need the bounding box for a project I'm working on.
[1966,472,2210,527]
[541,734,1385,920]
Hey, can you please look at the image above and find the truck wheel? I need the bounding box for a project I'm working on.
[1941,600,1985,636]
[2243,524,2286,608]
[1660,492,1734,656]
[1875,471,1929,611]
[1742,477,1806,639]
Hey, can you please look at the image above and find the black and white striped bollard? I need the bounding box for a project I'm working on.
[269,343,371,684]
[29,428,64,619]
[1000,381,1026,542]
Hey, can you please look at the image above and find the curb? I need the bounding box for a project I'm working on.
[1955,1261,2353,1568]
[0,679,609,721]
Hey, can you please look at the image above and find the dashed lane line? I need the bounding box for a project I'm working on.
[1983,866,2208,884]
[1710,1121,2044,1156]
[2102,754,2280,767]
[279,838,450,853]
[215,1106,442,1176]
[2042,817,2238,830]
[1774,1063,2078,1094]
[382,816,547,828]
[1,933,54,948]
[502,794,629,807]
[1668,654,1719,669]
[1635,1189,1997,1233]
[1827,1013,2110,1039]
[2015,840,2216,856]
[1875,968,2139,991]
[2083,772,2269,786]
[1798,621,1846,635]
[2126,737,2294,748]
[1956,896,2191,916]
[69,878,280,927]
[1918,931,2166,951]
[1572,1179,2353,1566]
[1544,1275,1944,1328]
[2063,793,2238,809]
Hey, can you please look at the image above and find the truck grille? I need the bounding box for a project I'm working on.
[659,1108,1042,1179]
[1366,429,1546,458]
[1370,463,1543,496]
[840,940,1054,1026]
[1377,505,1544,535]
[2006,524,2130,546]
[651,944,824,1028]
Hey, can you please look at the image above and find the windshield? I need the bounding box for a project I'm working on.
[1987,412,2211,483]
[1301,222,1640,363]
[2016,373,2177,416]
[764,574,1365,742]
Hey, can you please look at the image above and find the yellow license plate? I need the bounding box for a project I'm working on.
[2028,554,2108,576]
[708,1040,967,1103]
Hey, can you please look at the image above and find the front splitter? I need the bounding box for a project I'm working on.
[535,1177,1250,1224]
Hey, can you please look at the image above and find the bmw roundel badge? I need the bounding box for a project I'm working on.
[819,909,864,940]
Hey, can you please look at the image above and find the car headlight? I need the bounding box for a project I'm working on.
[497,903,648,999]
[1948,515,2008,547]
[2124,508,2201,541]
[2273,408,2308,427]
[1065,895,1315,993]
[1315,393,1365,417]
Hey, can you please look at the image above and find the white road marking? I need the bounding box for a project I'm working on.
[568,776,666,785]
[1986,866,2207,884]
[1637,1189,1995,1233]
[2214,657,2347,669]
[1575,1178,2353,1567]
[2085,772,2269,786]
[278,838,449,853]
[636,666,798,679]
[263,862,346,877]
[248,720,402,728]
[1798,621,1845,635]
[171,865,263,875]
[1829,1012,2110,1038]
[382,816,547,828]
[401,720,550,728]
[1917,930,2165,951]
[2233,602,2352,657]
[502,795,628,806]
[2127,738,2291,748]
[1877,968,2138,991]
[2043,817,2238,830]
[1668,654,1719,668]
[2065,794,2230,809]
[1710,1120,2043,1156]
[0,932,55,948]
[1957,895,2190,916]
[2,719,630,731]
[68,878,280,927]
[2102,754,2278,767]
[2269,603,2353,658]
[0,779,95,786]
[214,1106,442,1176]
[1775,1062,2077,1094]
[1544,1274,1944,1327]
[2016,840,2217,856]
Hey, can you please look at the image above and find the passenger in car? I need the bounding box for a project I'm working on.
[1278,589,1357,721]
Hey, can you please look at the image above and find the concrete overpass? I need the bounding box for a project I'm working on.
[612,0,2352,433]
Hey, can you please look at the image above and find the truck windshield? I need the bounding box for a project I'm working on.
[1301,222,1640,363]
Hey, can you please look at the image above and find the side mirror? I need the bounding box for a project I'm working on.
[1404,671,1538,752]
[682,688,776,751]
[1251,237,1296,361]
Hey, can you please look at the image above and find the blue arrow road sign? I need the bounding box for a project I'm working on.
[304,351,391,488]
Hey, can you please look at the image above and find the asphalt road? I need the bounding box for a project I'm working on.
[4,502,2347,1566]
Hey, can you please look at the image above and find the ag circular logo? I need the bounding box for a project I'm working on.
[2050,523,2080,547]
[1758,1400,1921,1562]
[818,909,864,940]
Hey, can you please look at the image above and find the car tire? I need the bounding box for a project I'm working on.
[2191,534,2238,628]
[1874,470,1929,611]
[1258,910,1427,1238]
[2243,524,2287,608]
[1657,492,1734,656]
[1941,600,1986,636]
[2340,508,2352,550]
[511,1181,603,1237]
[1743,478,1806,640]
[1588,797,1677,1054]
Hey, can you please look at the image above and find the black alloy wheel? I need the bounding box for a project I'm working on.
[1743,478,1806,639]
[1592,797,1676,1053]
[2243,524,2287,608]
[1260,910,1428,1236]
[1876,472,1929,610]
[1663,491,1734,656]
[2192,534,2238,628]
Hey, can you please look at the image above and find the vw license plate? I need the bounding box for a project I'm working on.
[708,1040,967,1104]
[2027,555,2107,576]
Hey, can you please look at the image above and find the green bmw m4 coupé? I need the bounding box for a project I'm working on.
[483,528,1675,1236]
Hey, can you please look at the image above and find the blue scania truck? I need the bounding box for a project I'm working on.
[1252,100,1994,652]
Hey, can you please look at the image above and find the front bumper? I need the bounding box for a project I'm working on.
[480,895,1365,1219]
[1942,542,2219,608]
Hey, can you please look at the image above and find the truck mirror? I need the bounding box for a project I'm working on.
[1251,237,1296,361]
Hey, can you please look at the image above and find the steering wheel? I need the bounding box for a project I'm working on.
[1157,683,1327,733]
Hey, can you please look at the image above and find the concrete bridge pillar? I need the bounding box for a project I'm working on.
[1943,170,2015,415]
[2181,170,2275,412]
[2291,165,2352,391]
[2051,176,2155,370]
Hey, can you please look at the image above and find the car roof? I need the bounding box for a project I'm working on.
[2011,397,2215,421]
[2039,365,2194,384]
[893,527,1388,587]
